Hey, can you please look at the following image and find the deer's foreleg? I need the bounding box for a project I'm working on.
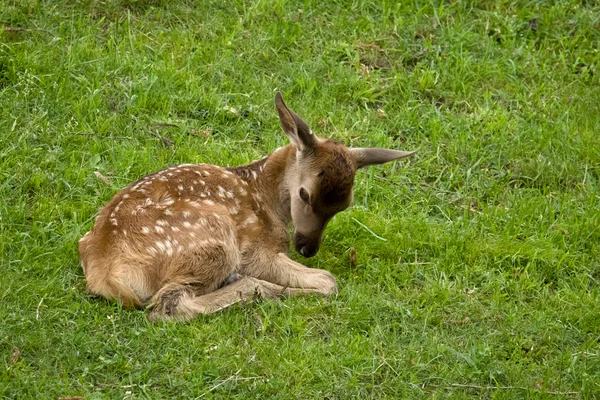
[242,251,337,296]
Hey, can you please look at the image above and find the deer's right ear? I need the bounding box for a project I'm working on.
[275,92,316,152]
[350,148,416,168]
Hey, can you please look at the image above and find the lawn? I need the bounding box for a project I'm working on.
[1,0,599,398]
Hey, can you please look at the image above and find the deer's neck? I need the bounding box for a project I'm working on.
[228,145,296,225]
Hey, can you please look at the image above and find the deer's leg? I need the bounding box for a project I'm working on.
[242,252,337,296]
[148,232,239,321]
[148,276,324,322]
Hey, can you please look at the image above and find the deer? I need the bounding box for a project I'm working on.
[78,93,415,322]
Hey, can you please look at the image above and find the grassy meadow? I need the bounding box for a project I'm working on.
[1,0,600,398]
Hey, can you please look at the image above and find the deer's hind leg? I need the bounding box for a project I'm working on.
[149,276,329,322]
[148,235,239,322]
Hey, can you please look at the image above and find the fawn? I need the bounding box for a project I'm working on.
[79,93,415,321]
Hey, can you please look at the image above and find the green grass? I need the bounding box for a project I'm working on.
[1,0,599,398]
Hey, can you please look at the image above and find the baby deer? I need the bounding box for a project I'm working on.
[79,93,415,321]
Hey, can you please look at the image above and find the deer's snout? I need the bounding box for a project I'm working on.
[294,232,320,258]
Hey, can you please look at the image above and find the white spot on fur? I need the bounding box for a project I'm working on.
[164,209,174,216]
[156,219,169,226]
[123,193,130,199]
[155,241,166,253]
[178,185,184,191]
[183,221,192,229]
[240,215,258,228]
[183,211,191,218]
[171,226,180,232]
[203,200,215,206]
[142,227,150,234]
[251,171,257,180]
[155,226,165,234]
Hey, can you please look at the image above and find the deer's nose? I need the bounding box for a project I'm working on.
[294,232,320,257]
[299,245,317,258]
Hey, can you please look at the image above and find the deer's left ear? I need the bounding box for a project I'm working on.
[275,92,316,152]
[350,148,416,169]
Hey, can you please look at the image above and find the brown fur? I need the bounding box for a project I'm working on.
[79,93,414,321]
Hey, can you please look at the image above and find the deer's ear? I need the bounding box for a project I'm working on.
[350,148,416,169]
[275,92,316,152]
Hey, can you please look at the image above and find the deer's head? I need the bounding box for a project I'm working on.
[275,93,415,257]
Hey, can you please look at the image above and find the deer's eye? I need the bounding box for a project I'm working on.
[299,188,310,203]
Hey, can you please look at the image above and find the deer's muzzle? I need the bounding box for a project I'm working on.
[294,232,321,258]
